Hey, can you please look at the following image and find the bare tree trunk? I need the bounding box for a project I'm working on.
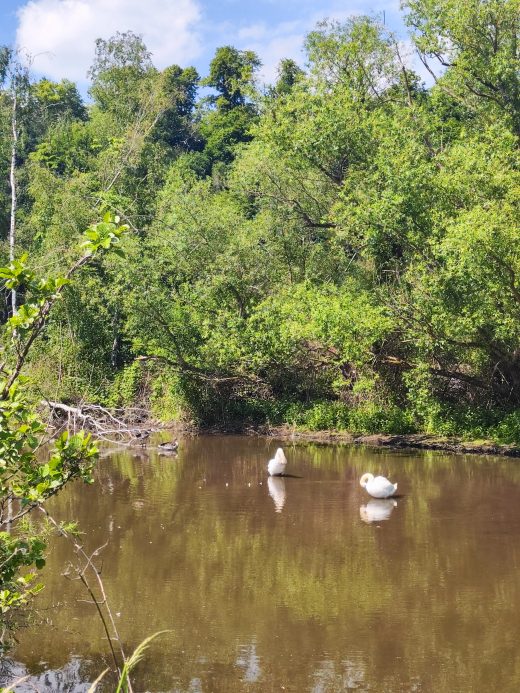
[9,89,17,315]
[5,90,17,533]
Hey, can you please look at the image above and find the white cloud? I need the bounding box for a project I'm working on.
[16,0,203,83]
[257,34,306,83]
[234,20,307,83]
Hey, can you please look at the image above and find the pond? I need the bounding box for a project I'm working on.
[4,435,520,691]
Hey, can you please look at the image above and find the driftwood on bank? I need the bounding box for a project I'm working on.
[44,400,160,444]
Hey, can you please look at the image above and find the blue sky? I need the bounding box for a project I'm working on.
[0,0,410,89]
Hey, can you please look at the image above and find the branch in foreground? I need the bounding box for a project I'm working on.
[39,507,131,691]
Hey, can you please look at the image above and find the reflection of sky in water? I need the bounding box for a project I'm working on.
[236,641,262,683]
[312,658,367,692]
[359,499,397,524]
[0,657,91,692]
[268,476,286,513]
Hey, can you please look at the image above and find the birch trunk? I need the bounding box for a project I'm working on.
[6,88,16,530]
[9,89,17,315]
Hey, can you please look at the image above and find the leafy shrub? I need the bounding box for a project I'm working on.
[109,362,143,407]
[348,404,416,434]
[490,411,520,445]
[282,400,416,434]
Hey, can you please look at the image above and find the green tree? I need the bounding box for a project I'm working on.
[151,65,200,151]
[203,45,261,110]
[32,78,87,127]
[273,58,305,96]
[404,0,520,135]
[88,30,155,124]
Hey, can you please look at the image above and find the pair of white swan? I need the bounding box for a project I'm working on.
[267,448,397,498]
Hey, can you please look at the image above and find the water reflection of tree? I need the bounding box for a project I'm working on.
[12,439,520,691]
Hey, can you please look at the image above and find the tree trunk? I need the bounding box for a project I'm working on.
[9,89,17,315]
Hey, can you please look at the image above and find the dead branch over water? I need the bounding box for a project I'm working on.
[44,401,163,446]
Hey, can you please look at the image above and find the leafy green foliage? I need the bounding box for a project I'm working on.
[2,7,520,443]
[0,215,127,629]
[80,213,128,254]
[203,46,261,110]
[88,30,154,120]
[32,78,87,125]
[404,0,520,134]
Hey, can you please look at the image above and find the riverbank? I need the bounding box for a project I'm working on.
[48,402,520,459]
[259,427,520,458]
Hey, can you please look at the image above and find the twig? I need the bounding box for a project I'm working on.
[38,507,133,692]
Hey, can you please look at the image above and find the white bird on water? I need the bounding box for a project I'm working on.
[268,447,287,476]
[359,473,397,499]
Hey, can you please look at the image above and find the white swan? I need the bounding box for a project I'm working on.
[268,476,286,513]
[267,447,287,476]
[359,473,397,498]
[360,498,397,523]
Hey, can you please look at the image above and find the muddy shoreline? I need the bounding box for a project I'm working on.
[252,426,520,458]
[109,417,520,459]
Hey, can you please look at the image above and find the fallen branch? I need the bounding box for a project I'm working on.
[44,401,161,444]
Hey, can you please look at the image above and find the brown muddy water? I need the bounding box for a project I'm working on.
[4,435,520,692]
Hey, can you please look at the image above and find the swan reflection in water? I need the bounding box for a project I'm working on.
[268,476,286,513]
[359,498,397,524]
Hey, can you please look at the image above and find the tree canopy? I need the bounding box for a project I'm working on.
[1,1,519,441]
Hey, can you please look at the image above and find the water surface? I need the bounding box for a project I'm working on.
[5,436,520,691]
